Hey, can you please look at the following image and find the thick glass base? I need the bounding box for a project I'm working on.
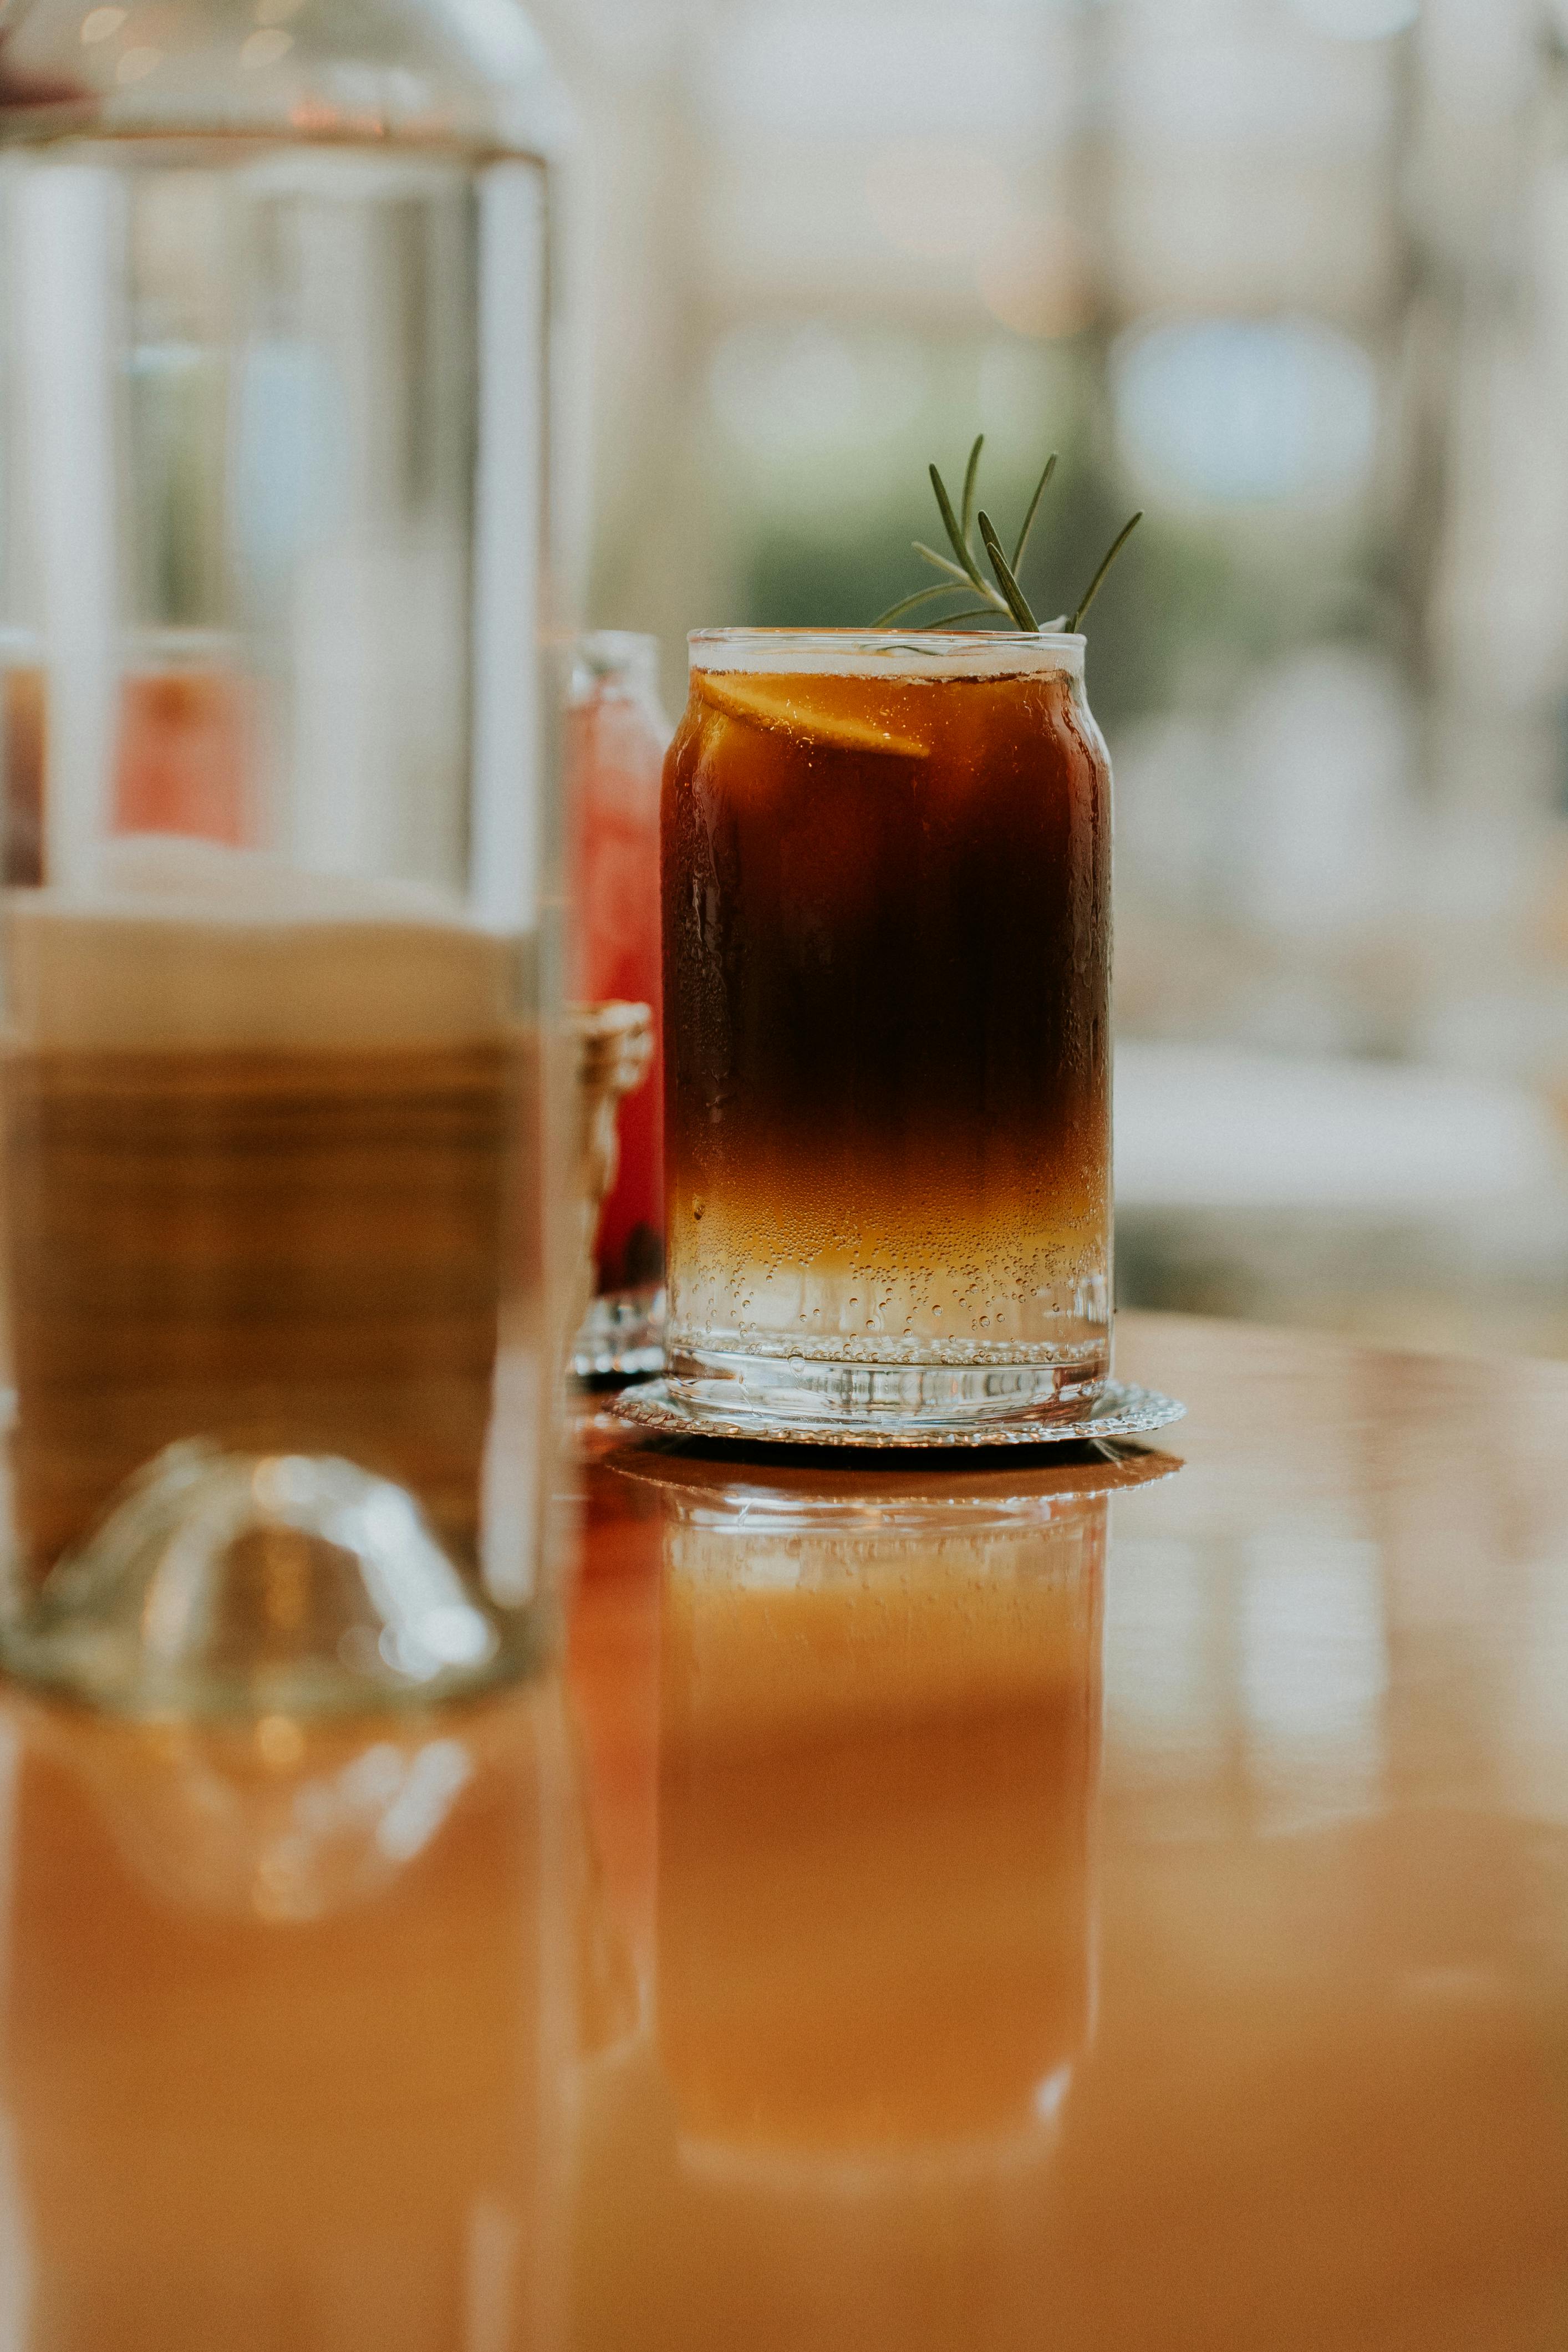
[0,1441,544,1719]
[663,1340,1109,1435]
[572,1284,666,1381]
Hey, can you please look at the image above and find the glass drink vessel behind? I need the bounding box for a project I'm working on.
[568,631,669,1378]
[662,630,1112,1435]
[0,0,566,1709]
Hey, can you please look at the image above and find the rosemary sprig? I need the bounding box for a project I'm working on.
[874,582,979,627]
[1011,451,1056,571]
[959,434,984,545]
[1067,508,1143,633]
[913,542,987,591]
[977,511,1038,630]
[873,437,1142,636]
[873,500,1009,627]
[928,463,991,598]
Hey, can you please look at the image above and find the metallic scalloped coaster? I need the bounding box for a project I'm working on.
[607,1376,1186,1450]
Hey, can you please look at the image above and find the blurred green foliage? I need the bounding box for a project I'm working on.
[726,332,1377,730]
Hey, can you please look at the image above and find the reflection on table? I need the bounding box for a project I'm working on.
[569,1435,1172,2352]
[1,1314,1566,2350]
[564,1320,1568,2352]
[0,1691,581,2351]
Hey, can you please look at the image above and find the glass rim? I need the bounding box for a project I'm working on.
[688,627,1086,679]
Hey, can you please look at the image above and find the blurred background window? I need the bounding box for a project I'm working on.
[535,0,1568,1357]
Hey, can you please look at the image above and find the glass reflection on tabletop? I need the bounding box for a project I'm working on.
[0,1687,586,2351]
[569,1439,1177,2352]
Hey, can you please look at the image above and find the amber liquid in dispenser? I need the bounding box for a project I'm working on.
[0,877,536,1587]
[662,655,1111,1412]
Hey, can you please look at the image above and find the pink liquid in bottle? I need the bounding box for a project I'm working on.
[113,659,252,846]
[569,634,670,1302]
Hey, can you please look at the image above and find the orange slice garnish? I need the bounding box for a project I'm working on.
[694,673,929,760]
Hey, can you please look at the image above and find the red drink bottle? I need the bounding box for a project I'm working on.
[569,633,670,1315]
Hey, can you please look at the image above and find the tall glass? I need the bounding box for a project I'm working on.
[0,0,567,1711]
[661,630,1112,1437]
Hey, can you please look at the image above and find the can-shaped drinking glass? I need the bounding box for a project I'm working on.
[661,629,1112,1437]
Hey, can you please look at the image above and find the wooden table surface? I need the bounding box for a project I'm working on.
[2,1311,1566,2349]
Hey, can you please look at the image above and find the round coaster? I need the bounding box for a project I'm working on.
[606,1375,1185,1450]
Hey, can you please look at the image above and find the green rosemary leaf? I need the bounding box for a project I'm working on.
[929,465,987,590]
[1011,451,1057,572]
[914,541,980,587]
[868,432,1147,635]
[915,543,1007,613]
[872,583,976,627]
[977,510,1039,630]
[959,434,984,546]
[1067,510,1143,632]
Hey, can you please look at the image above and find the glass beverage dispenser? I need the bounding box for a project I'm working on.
[0,0,568,1712]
